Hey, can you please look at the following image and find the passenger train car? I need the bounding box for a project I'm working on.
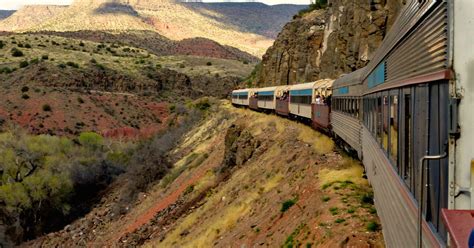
[232,0,474,246]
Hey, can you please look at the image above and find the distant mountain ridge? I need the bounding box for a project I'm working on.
[0,10,15,20]
[0,0,306,56]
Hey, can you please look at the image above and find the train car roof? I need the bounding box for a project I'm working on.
[257,86,277,92]
[232,89,250,93]
[289,79,334,91]
[333,68,367,89]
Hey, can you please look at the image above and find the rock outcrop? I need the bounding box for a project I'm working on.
[257,0,405,86]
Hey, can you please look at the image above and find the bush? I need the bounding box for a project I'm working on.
[66,61,79,68]
[77,97,84,104]
[21,94,30,100]
[179,63,185,68]
[281,198,297,212]
[42,104,52,112]
[206,61,212,66]
[367,221,379,232]
[0,40,4,49]
[19,61,29,68]
[79,41,85,47]
[58,63,66,69]
[11,48,24,57]
[78,132,103,150]
[296,0,328,17]
[90,58,97,64]
[21,86,29,93]
[24,44,31,48]
[41,55,49,60]
[0,67,12,74]
[30,58,39,64]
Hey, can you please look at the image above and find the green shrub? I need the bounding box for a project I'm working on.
[66,61,79,68]
[322,195,330,202]
[11,48,24,57]
[206,61,212,66]
[21,94,30,100]
[78,132,103,150]
[19,61,29,68]
[41,55,49,60]
[24,44,31,48]
[0,40,4,49]
[0,67,12,74]
[79,41,85,47]
[30,58,39,64]
[335,218,346,224]
[297,0,328,17]
[77,97,85,104]
[329,207,339,215]
[42,104,52,112]
[58,63,66,69]
[90,58,97,64]
[281,198,297,212]
[367,221,379,232]
[21,86,29,92]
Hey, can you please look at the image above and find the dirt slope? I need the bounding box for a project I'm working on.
[26,101,384,247]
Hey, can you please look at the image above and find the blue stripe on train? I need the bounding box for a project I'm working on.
[258,91,274,96]
[290,89,312,96]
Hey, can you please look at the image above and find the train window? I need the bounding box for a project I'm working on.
[402,91,412,186]
[382,95,389,152]
[291,95,312,104]
[376,96,382,144]
[390,94,399,167]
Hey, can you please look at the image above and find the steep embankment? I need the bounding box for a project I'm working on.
[27,101,384,247]
[257,0,405,86]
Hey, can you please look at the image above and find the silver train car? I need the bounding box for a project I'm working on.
[232,0,473,246]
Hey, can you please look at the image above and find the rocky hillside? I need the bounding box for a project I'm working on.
[25,101,384,247]
[0,34,252,137]
[0,1,306,56]
[256,0,405,86]
[33,30,259,62]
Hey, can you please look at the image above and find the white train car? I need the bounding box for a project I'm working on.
[289,80,333,119]
[231,89,250,106]
[256,86,277,110]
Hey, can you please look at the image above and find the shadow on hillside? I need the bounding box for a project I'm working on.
[93,3,139,16]
[181,2,307,39]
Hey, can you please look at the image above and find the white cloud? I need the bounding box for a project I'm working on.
[0,0,308,10]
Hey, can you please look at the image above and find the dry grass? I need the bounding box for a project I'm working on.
[319,157,368,187]
[297,123,334,155]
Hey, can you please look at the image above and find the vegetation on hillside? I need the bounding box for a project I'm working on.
[296,0,328,18]
[0,102,205,244]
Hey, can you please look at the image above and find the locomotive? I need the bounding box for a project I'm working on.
[232,0,474,247]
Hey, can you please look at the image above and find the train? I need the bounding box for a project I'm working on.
[232,0,474,247]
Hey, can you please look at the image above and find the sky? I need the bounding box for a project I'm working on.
[0,0,309,10]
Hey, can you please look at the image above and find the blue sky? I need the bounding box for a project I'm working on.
[1,0,309,10]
